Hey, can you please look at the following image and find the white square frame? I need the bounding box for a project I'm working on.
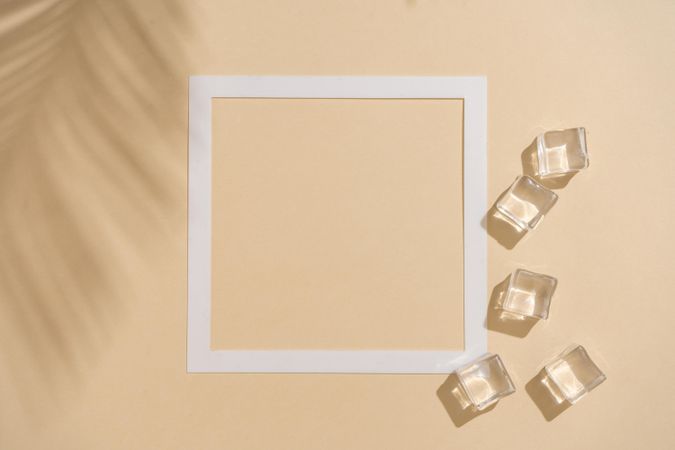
[188,76,487,373]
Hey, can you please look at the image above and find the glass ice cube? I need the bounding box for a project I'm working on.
[495,176,558,231]
[544,345,606,404]
[499,269,557,320]
[455,354,516,411]
[536,128,589,178]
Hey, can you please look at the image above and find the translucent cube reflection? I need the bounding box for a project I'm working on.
[536,128,589,178]
[544,345,606,404]
[498,269,557,320]
[495,176,558,231]
[455,354,515,411]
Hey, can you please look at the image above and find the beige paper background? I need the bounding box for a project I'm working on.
[1,0,674,449]
[211,98,464,350]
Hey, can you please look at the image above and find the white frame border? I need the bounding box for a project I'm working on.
[188,76,487,373]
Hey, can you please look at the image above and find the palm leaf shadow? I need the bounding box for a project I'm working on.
[0,0,190,411]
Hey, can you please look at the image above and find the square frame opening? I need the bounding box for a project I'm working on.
[188,76,487,373]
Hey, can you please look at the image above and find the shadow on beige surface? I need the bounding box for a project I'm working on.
[486,275,538,338]
[0,0,189,415]
[436,373,497,427]
[520,138,576,190]
[525,368,572,422]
